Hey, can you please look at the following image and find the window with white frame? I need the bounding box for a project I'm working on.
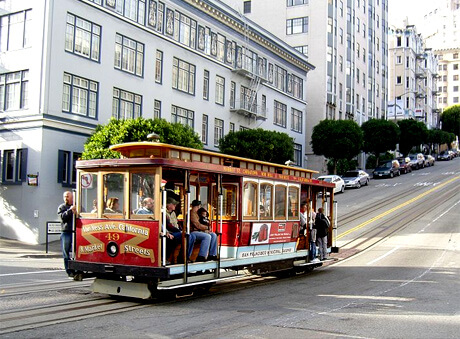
[203,70,209,100]
[0,9,31,51]
[230,81,236,109]
[176,11,197,48]
[113,0,146,25]
[294,45,308,56]
[287,0,308,6]
[291,108,302,133]
[286,17,308,35]
[154,99,161,118]
[274,65,287,92]
[274,101,287,127]
[114,33,144,76]
[230,122,235,133]
[215,75,225,105]
[171,105,194,127]
[214,118,224,146]
[291,74,303,99]
[0,70,29,111]
[65,13,101,61]
[202,114,208,144]
[155,50,163,83]
[112,88,142,119]
[62,72,98,118]
[1,148,28,184]
[172,57,195,95]
[57,150,81,187]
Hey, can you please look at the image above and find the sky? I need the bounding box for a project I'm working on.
[387,0,438,27]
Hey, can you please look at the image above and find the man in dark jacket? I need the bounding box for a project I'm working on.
[57,191,77,277]
[314,207,330,260]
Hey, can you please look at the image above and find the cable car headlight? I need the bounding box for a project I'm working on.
[107,241,119,257]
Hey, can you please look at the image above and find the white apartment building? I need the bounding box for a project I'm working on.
[219,0,389,171]
[388,25,439,128]
[418,0,460,50]
[435,48,460,110]
[0,0,314,243]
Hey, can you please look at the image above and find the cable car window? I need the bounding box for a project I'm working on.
[288,185,299,220]
[259,182,273,220]
[275,184,287,220]
[212,183,238,219]
[103,173,124,215]
[79,172,98,216]
[131,172,155,217]
[243,181,257,219]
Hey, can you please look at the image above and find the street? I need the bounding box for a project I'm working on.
[0,158,459,338]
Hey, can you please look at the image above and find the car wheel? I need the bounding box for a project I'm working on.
[365,179,369,186]
[357,182,361,189]
[341,185,345,193]
[390,172,394,178]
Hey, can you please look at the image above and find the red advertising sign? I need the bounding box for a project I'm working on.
[250,222,293,245]
[75,219,160,267]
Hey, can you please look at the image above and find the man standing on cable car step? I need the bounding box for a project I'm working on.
[190,200,218,262]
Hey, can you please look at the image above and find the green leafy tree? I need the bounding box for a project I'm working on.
[441,105,460,137]
[82,118,202,160]
[397,119,428,156]
[311,119,363,174]
[361,119,400,165]
[218,128,294,164]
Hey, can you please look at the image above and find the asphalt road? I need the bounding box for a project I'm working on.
[0,157,459,338]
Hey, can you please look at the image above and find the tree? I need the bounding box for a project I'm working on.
[311,119,363,174]
[397,119,428,156]
[361,119,400,165]
[441,105,460,137]
[218,128,294,164]
[82,118,202,160]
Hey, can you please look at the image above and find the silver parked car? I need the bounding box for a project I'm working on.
[341,170,370,189]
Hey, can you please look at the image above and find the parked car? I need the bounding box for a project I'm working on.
[424,154,435,167]
[408,153,425,169]
[317,175,345,194]
[397,157,412,174]
[341,169,370,188]
[438,151,451,161]
[373,160,400,178]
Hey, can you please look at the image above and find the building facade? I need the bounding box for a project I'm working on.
[388,25,440,128]
[435,48,460,111]
[219,0,389,171]
[0,0,314,243]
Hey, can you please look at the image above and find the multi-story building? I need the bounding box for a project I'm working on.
[435,48,460,111]
[418,0,460,50]
[0,0,314,243]
[388,25,439,128]
[219,0,389,171]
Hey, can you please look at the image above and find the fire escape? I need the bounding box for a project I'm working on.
[230,14,267,121]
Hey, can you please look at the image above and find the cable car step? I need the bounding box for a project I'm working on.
[92,278,151,299]
[293,260,323,267]
[157,271,245,290]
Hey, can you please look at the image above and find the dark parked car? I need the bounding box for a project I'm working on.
[373,160,400,178]
[397,157,412,174]
[438,151,451,161]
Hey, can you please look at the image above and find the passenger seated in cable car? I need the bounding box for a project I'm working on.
[104,197,122,213]
[165,197,194,263]
[136,197,154,214]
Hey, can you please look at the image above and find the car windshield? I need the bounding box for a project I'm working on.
[320,178,332,182]
[378,162,391,169]
[343,171,359,177]
[409,155,417,160]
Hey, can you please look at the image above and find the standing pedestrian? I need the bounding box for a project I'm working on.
[314,207,330,261]
[308,203,319,262]
[57,191,77,278]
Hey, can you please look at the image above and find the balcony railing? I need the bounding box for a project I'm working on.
[230,101,267,120]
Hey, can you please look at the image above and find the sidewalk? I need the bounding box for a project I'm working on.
[0,237,62,259]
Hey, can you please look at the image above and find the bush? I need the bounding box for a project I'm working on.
[327,158,358,175]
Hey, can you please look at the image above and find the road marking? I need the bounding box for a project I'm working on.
[337,175,460,240]
[0,269,64,277]
[366,246,400,265]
